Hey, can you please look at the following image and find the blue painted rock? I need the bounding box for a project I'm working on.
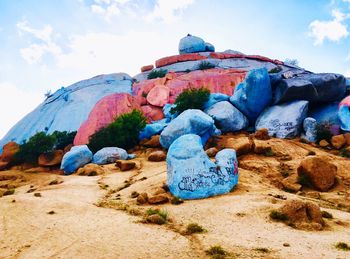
[205,101,248,132]
[272,73,346,104]
[309,102,341,126]
[60,145,93,175]
[256,100,309,138]
[203,93,230,110]
[163,104,178,122]
[339,96,350,131]
[230,68,272,122]
[179,34,206,54]
[139,119,168,140]
[302,117,317,142]
[0,73,133,151]
[167,134,239,199]
[160,109,221,149]
[92,147,134,165]
[205,42,215,52]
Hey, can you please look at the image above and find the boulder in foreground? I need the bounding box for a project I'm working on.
[60,145,93,175]
[92,147,134,165]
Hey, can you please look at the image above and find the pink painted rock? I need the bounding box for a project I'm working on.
[155,53,207,68]
[340,95,350,107]
[141,64,154,72]
[146,85,170,107]
[74,93,141,145]
[141,105,164,121]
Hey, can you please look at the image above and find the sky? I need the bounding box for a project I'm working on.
[0,0,350,138]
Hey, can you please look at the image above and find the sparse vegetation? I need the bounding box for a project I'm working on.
[315,122,333,143]
[206,245,227,258]
[297,173,313,188]
[147,69,167,79]
[131,191,139,198]
[170,87,210,115]
[264,149,275,157]
[284,58,299,66]
[307,150,316,156]
[88,109,147,153]
[254,247,270,253]
[145,208,168,225]
[268,66,282,74]
[51,130,76,150]
[171,196,184,205]
[335,242,350,251]
[198,61,215,70]
[3,189,15,196]
[321,211,333,219]
[34,192,42,197]
[340,148,350,158]
[269,210,288,221]
[186,223,206,234]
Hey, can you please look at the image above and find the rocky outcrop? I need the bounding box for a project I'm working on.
[74,93,140,145]
[77,163,105,176]
[160,109,220,149]
[0,73,133,151]
[60,145,93,175]
[155,53,207,68]
[256,100,309,138]
[167,134,239,199]
[92,147,134,165]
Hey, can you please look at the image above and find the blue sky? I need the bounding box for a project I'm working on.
[0,0,350,138]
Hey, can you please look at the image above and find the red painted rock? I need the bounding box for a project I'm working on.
[74,93,141,145]
[141,64,154,72]
[141,105,164,121]
[209,52,284,65]
[146,85,170,107]
[155,53,207,68]
[1,142,19,163]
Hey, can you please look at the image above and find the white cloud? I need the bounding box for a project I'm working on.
[309,9,350,45]
[0,82,42,139]
[145,0,194,23]
[17,20,62,64]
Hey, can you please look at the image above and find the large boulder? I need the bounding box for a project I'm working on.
[230,68,272,122]
[146,85,170,107]
[205,101,248,132]
[38,150,64,167]
[297,156,336,191]
[160,109,220,149]
[178,34,206,54]
[60,145,93,175]
[92,147,134,165]
[0,142,19,162]
[256,100,309,138]
[167,134,239,199]
[339,96,350,132]
[0,73,133,152]
[139,120,167,140]
[74,93,140,145]
[272,73,346,104]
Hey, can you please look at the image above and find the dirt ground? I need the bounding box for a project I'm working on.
[1,136,350,259]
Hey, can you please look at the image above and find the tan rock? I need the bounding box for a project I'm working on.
[148,194,169,204]
[226,137,253,156]
[115,160,136,171]
[143,135,161,148]
[38,150,63,167]
[146,214,166,225]
[254,128,270,140]
[281,175,302,193]
[136,192,148,204]
[331,135,346,149]
[24,167,51,173]
[319,140,329,147]
[253,139,272,155]
[148,150,166,162]
[344,133,350,146]
[297,156,336,191]
[205,147,218,157]
[1,142,19,163]
[153,188,166,195]
[76,163,105,176]
[0,161,9,171]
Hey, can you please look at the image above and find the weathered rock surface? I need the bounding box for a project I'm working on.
[77,163,105,176]
[230,68,272,122]
[331,135,346,149]
[38,150,64,167]
[256,100,309,138]
[297,156,336,191]
[206,101,248,132]
[92,147,133,165]
[116,160,136,171]
[148,150,166,162]
[167,134,239,200]
[302,117,317,143]
[0,142,19,163]
[160,109,220,149]
[60,145,93,175]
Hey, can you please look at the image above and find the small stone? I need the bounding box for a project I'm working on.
[283,243,290,247]
[116,160,136,171]
[205,147,218,157]
[148,150,166,162]
[254,139,272,155]
[34,193,42,197]
[147,214,166,225]
[143,135,161,148]
[153,188,166,195]
[281,175,302,193]
[226,137,252,156]
[136,193,148,204]
[331,135,346,149]
[254,128,270,140]
[319,140,329,147]
[148,194,169,204]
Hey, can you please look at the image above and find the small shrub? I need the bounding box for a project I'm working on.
[335,242,350,251]
[47,210,55,215]
[297,173,313,188]
[14,132,56,164]
[146,208,168,220]
[34,192,42,197]
[269,210,288,221]
[284,58,299,66]
[51,131,76,150]
[198,61,215,70]
[206,245,227,258]
[170,87,210,115]
[186,223,206,234]
[147,69,167,79]
[307,150,316,156]
[321,211,333,219]
[340,148,350,158]
[315,122,333,143]
[88,110,147,153]
[268,66,282,74]
[264,149,275,157]
[130,191,139,198]
[171,196,184,205]
[3,189,15,196]
[254,247,270,253]
[145,208,168,225]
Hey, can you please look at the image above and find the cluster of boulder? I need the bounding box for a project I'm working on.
[1,34,350,200]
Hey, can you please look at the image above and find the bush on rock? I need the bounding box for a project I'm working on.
[88,110,147,153]
[147,69,168,80]
[170,87,210,115]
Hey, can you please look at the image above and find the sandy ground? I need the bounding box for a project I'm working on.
[1,136,350,259]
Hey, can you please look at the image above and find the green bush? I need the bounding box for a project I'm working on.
[51,131,76,149]
[14,132,56,164]
[88,110,147,153]
[315,122,333,143]
[268,66,282,74]
[198,61,215,70]
[147,69,167,79]
[170,87,210,115]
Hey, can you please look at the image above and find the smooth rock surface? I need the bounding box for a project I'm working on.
[255,100,309,138]
[206,101,248,132]
[179,35,206,54]
[92,147,132,165]
[203,93,230,110]
[60,145,93,175]
[167,134,239,199]
[160,109,220,149]
[309,102,341,126]
[339,96,350,131]
[139,120,167,140]
[302,117,317,143]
